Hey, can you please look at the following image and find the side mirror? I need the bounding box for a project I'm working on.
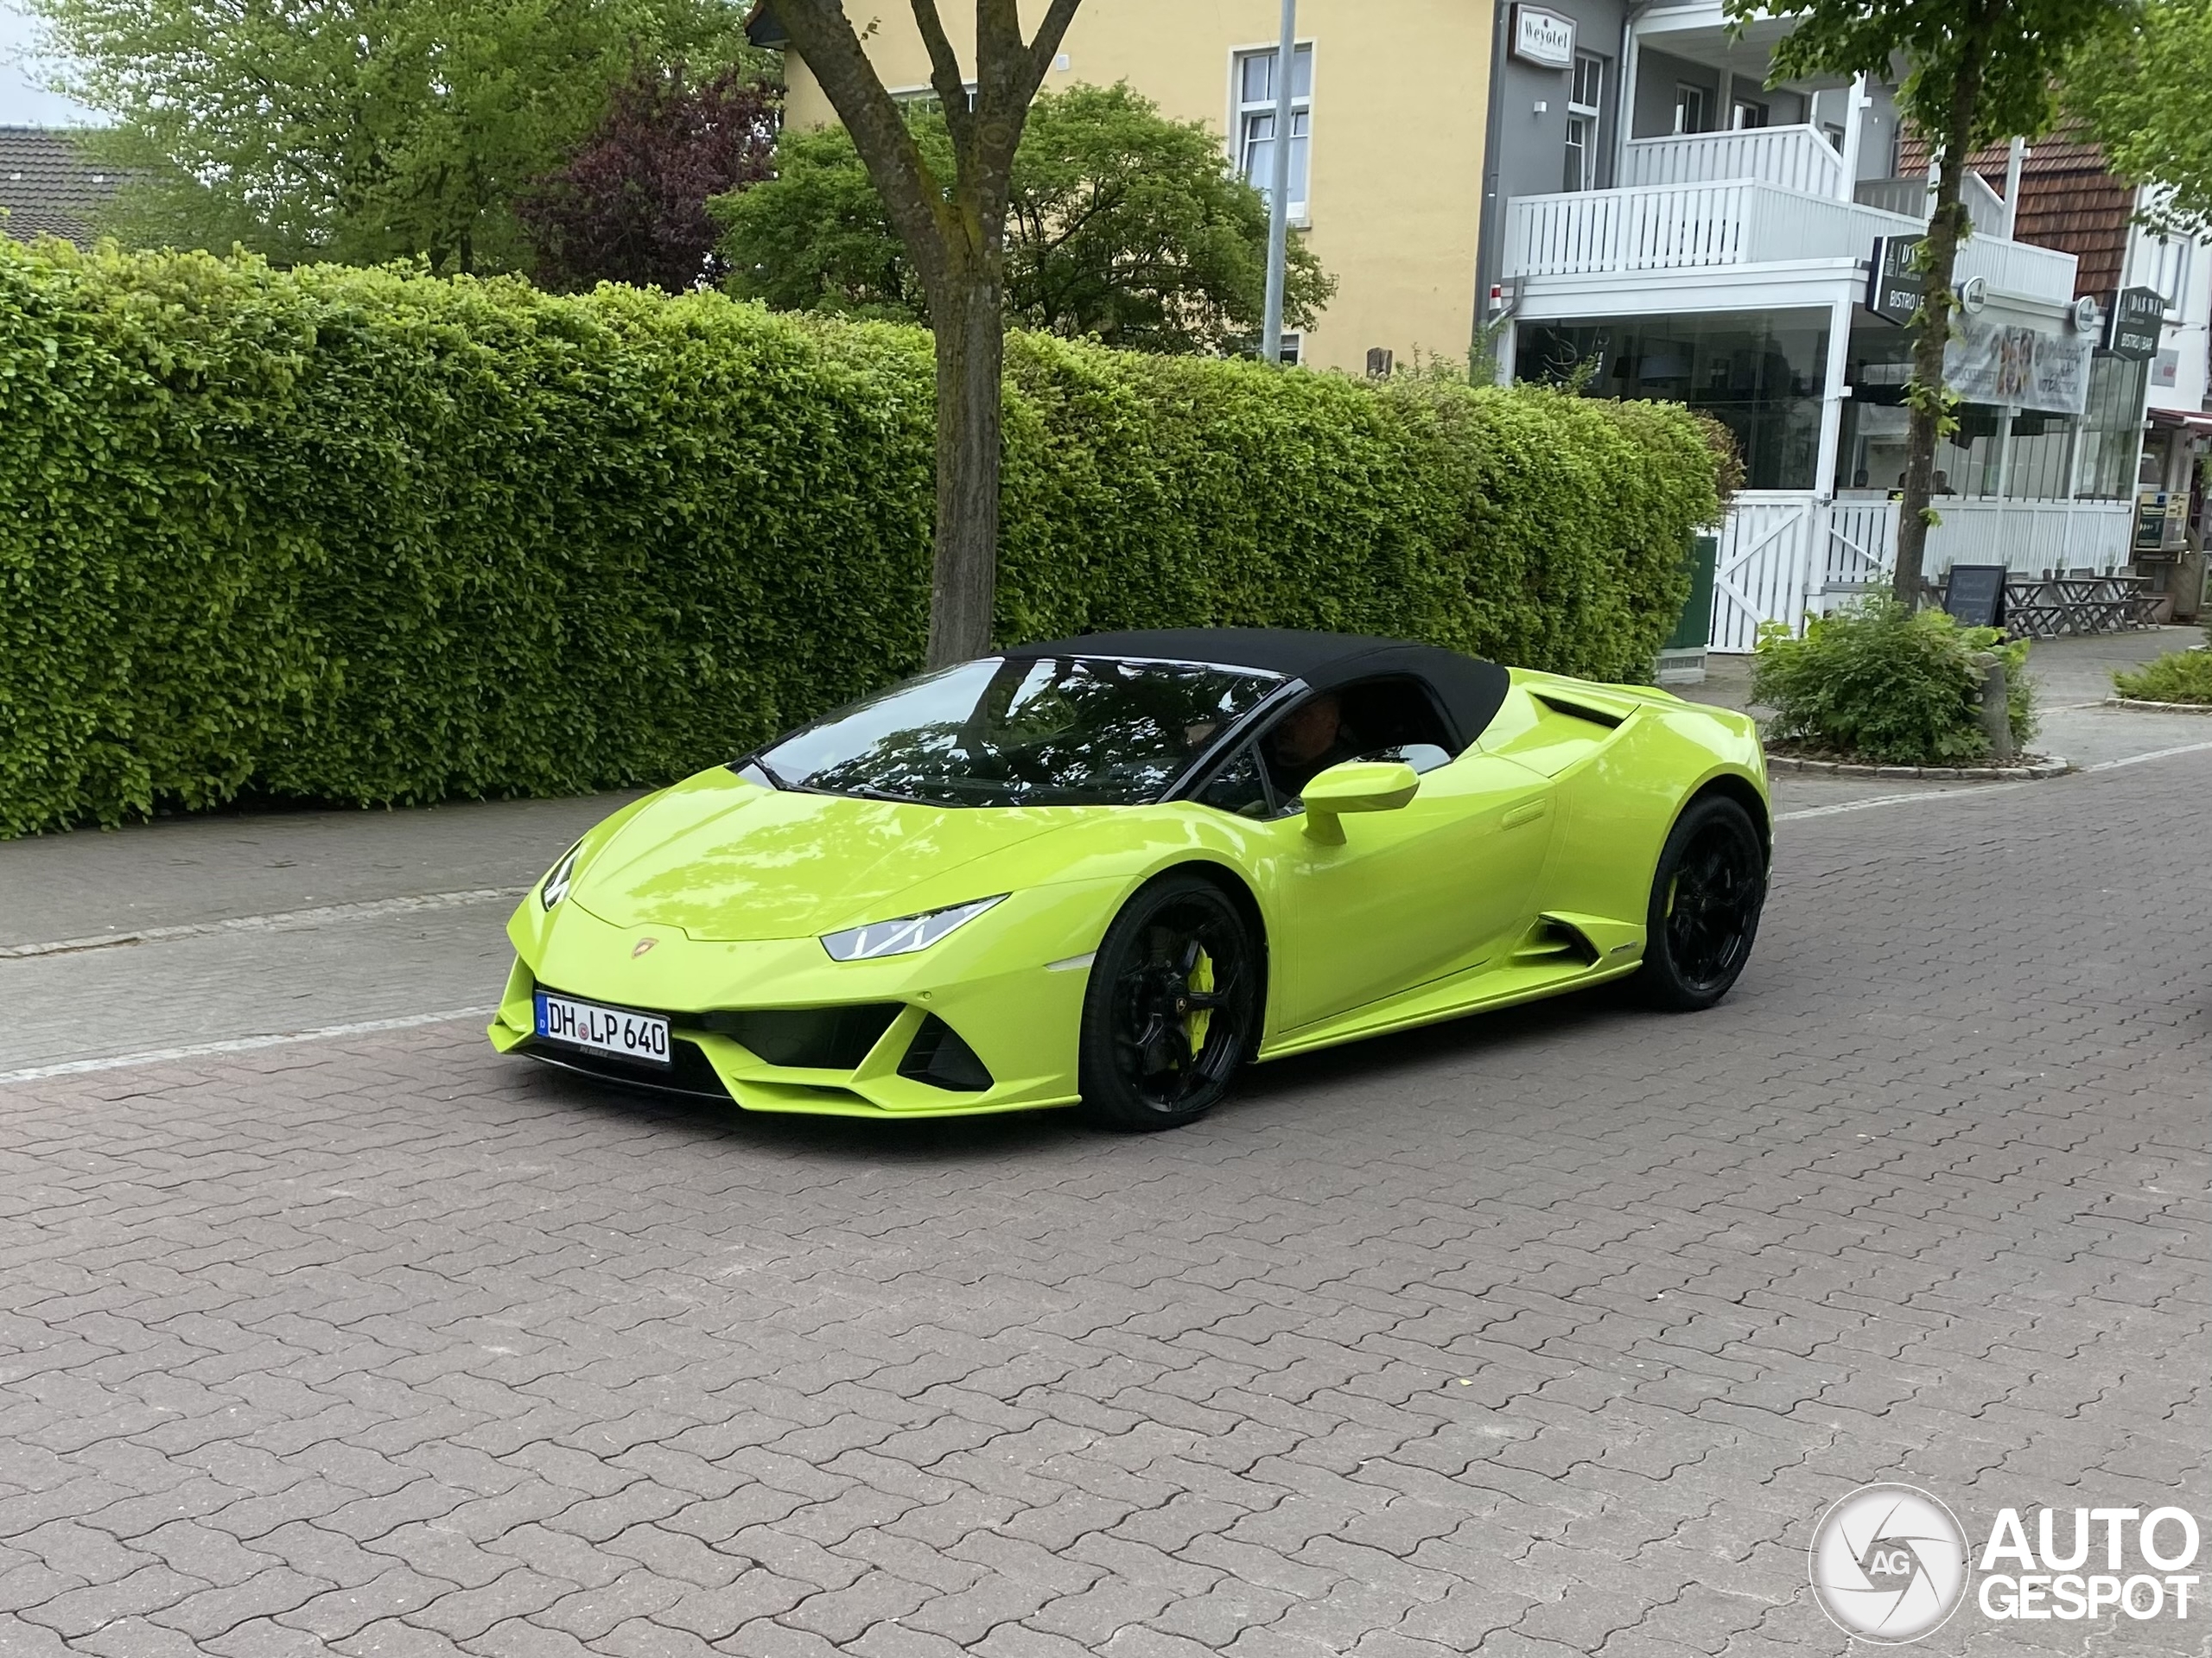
[1301,760,1420,844]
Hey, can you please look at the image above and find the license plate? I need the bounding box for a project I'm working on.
[533,990,671,1067]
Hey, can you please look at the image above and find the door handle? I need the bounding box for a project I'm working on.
[1502,799,1549,829]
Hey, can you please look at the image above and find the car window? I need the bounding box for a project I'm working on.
[755,655,1282,809]
[1195,745,1271,818]
[1255,677,1456,803]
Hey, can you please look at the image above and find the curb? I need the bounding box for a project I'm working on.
[1764,753,2071,782]
[2102,696,2212,715]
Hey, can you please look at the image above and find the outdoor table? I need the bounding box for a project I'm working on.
[1998,573,2153,638]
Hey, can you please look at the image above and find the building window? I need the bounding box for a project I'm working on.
[1564,52,1603,191]
[1674,84,1708,135]
[1278,331,1304,365]
[1236,43,1313,221]
[1516,311,1831,491]
[1731,96,1769,130]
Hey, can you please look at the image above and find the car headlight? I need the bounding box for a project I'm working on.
[821,896,1007,962]
[540,842,584,910]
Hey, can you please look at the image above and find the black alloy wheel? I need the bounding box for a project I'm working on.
[1636,794,1767,1011]
[1077,873,1259,1131]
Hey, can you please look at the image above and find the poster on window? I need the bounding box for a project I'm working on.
[1942,315,2089,415]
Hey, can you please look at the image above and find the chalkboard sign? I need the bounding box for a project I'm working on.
[1942,564,2008,629]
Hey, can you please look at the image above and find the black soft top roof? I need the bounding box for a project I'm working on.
[1004,628,1511,751]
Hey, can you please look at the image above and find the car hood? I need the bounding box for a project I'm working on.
[566,768,1084,941]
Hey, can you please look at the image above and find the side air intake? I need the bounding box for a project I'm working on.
[898,1016,994,1092]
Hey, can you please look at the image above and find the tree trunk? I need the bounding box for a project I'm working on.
[925,270,1006,668]
[1893,17,1990,606]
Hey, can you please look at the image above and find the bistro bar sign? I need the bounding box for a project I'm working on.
[2105,286,2165,360]
[1866,235,1924,326]
[1510,3,1577,68]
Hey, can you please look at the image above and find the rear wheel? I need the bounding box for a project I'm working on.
[1636,795,1766,1011]
[1078,873,1259,1132]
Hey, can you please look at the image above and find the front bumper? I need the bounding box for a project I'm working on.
[488,883,1115,1117]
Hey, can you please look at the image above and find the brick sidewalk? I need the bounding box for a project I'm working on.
[2,759,2205,1657]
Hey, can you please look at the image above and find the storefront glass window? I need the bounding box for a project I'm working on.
[1841,326,2146,501]
[2076,355,2148,500]
[1514,311,1829,489]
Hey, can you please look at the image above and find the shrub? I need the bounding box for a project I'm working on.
[1751,598,2034,765]
[2113,646,2212,704]
[0,239,1729,837]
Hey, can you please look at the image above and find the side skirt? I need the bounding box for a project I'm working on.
[1254,956,1645,1064]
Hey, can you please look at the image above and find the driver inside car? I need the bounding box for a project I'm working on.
[1262,692,1364,797]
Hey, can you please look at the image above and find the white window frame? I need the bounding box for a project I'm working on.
[1230,41,1314,226]
[1673,83,1708,135]
[1565,51,1603,192]
[1278,330,1304,365]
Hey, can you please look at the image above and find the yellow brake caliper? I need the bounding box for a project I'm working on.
[1186,948,1214,1056]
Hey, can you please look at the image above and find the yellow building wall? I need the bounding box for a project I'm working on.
[779,3,1492,376]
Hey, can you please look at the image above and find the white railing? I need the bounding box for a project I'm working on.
[1507,181,1752,274]
[1929,499,2135,572]
[1624,124,1845,198]
[1506,180,2078,304]
[1951,235,2078,303]
[1815,499,2135,593]
[1854,172,2010,238]
[1505,181,1920,276]
[1711,494,2139,648]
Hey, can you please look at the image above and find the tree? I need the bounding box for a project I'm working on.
[522,64,779,293]
[766,0,1085,668]
[1727,0,2132,603]
[28,0,752,272]
[2068,0,2212,234]
[718,82,1333,355]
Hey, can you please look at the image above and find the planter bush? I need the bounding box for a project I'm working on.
[0,239,1731,836]
[2113,645,2212,704]
[1751,598,2034,765]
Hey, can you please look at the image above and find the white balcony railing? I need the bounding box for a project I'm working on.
[1505,181,1921,276]
[1504,179,2080,302]
[1854,171,2009,238]
[1623,124,1844,198]
[1950,233,2079,301]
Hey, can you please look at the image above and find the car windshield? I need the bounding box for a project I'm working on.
[753,656,1283,808]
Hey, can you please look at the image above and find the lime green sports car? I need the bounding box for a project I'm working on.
[489,630,1770,1130]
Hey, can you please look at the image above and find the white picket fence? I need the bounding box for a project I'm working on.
[1707,493,2138,651]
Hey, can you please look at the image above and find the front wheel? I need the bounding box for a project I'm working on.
[1077,873,1260,1132]
[1635,794,1766,1011]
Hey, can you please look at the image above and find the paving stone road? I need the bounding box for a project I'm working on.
[1,753,2207,1656]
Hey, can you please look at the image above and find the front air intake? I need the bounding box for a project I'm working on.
[696,1005,902,1069]
[898,1015,994,1092]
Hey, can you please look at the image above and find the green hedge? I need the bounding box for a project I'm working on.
[0,239,1728,836]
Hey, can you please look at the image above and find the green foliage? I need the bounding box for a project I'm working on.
[24,0,760,271]
[1732,0,2130,162]
[0,238,1726,837]
[2112,646,2212,703]
[1751,599,2035,765]
[715,82,1334,354]
[2069,0,2212,235]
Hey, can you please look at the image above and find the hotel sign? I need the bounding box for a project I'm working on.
[1510,4,1577,68]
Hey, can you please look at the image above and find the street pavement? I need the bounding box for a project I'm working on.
[0,650,2206,1656]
